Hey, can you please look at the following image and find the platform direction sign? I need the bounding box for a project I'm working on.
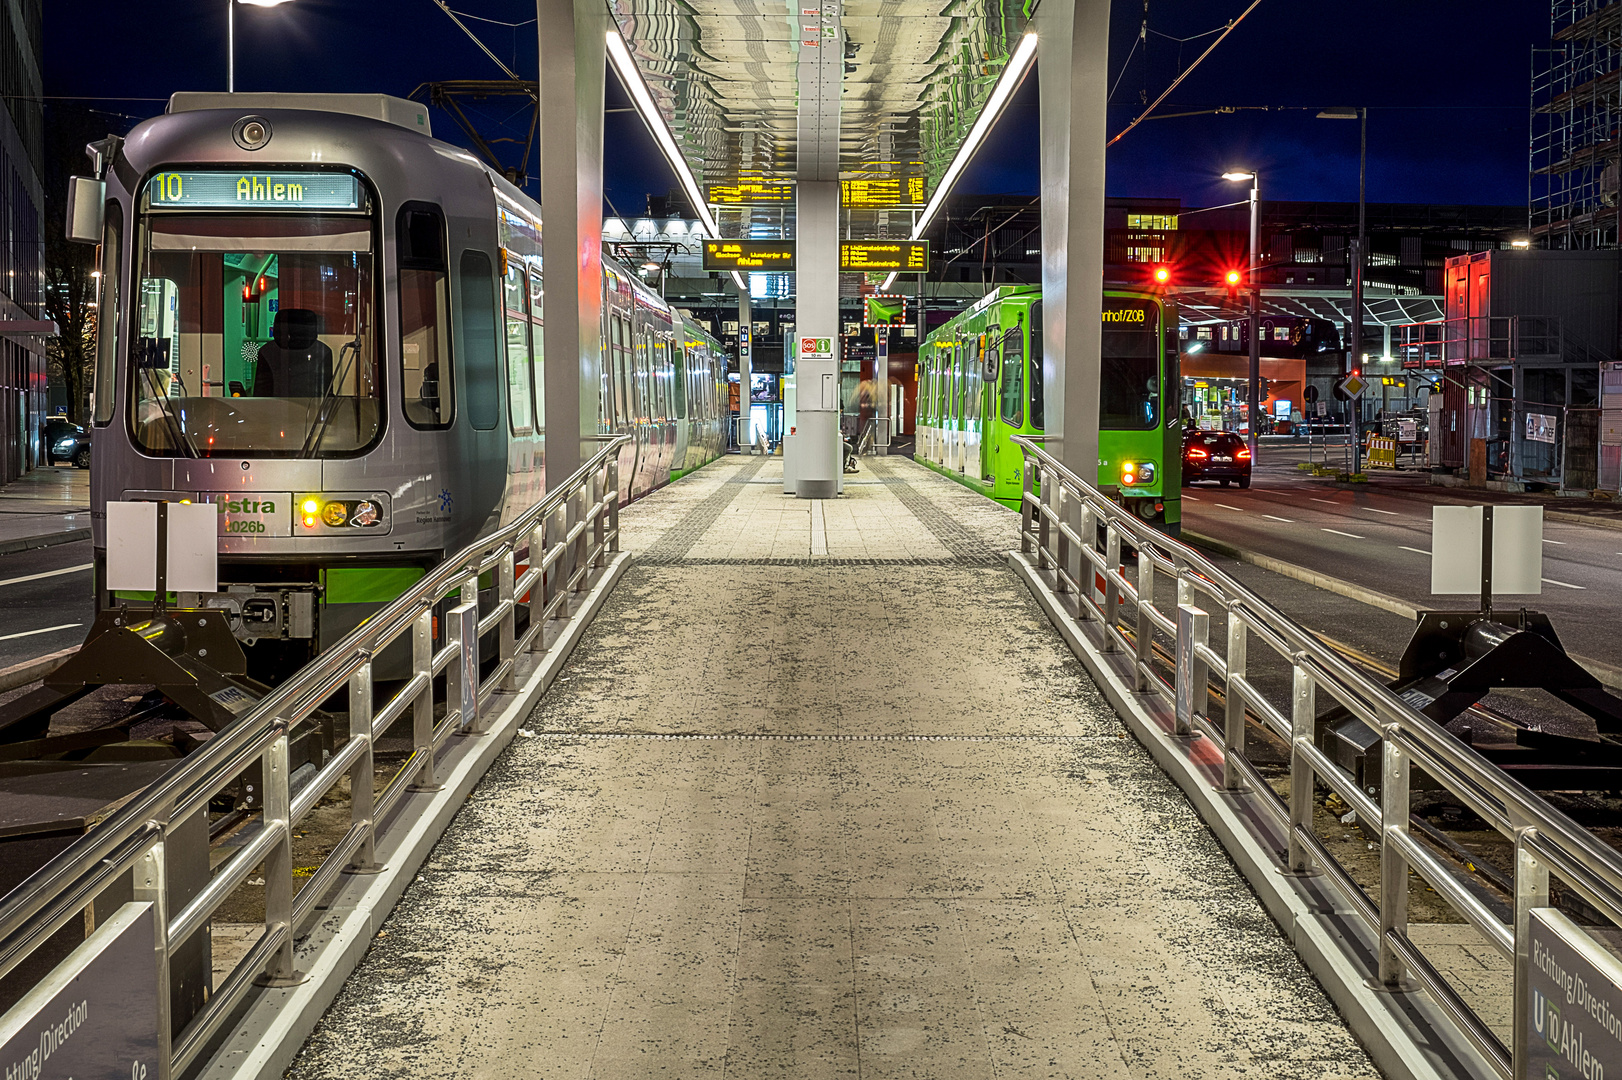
[841,176,927,209]
[702,240,796,272]
[706,180,795,206]
[1525,908,1622,1080]
[839,240,929,273]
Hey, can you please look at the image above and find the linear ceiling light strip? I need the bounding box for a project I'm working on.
[881,30,1038,290]
[606,30,746,290]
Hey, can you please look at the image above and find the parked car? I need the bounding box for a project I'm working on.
[1182,429,1251,488]
[44,418,84,465]
[49,425,90,469]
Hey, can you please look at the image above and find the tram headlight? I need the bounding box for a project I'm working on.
[302,498,320,514]
[1121,461,1155,486]
[321,501,349,527]
[350,500,381,527]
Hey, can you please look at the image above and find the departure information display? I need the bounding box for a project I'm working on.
[702,239,797,271]
[706,181,795,205]
[839,240,929,273]
[841,176,927,209]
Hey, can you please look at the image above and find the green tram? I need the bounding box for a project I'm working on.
[915,285,1181,533]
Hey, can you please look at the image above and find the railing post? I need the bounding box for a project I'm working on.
[410,608,441,790]
[1021,458,1036,555]
[348,663,381,872]
[573,487,591,595]
[498,549,517,691]
[1512,832,1550,1080]
[1052,482,1068,590]
[1133,554,1154,692]
[607,458,621,553]
[527,523,546,652]
[1378,736,1410,987]
[258,730,304,981]
[1174,604,1208,738]
[448,599,479,733]
[1287,662,1317,875]
[591,467,608,566]
[1223,605,1248,791]
[1102,523,1122,649]
[1075,501,1095,614]
[132,840,174,1076]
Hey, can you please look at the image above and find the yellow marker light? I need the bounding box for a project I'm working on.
[302,498,320,514]
[321,501,349,527]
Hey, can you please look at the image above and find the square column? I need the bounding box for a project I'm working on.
[788,180,842,499]
[537,0,608,488]
[1036,0,1110,483]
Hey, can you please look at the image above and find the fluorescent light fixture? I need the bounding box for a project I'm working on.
[606,30,746,291]
[1511,238,1531,249]
[1221,170,1255,182]
[239,0,294,6]
[880,29,1038,290]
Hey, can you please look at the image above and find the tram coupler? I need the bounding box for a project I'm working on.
[0,608,265,745]
[1321,609,1622,795]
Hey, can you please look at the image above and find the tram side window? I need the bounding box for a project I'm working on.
[674,343,689,420]
[504,259,534,434]
[1030,304,1045,430]
[999,325,1023,427]
[93,202,123,424]
[973,333,992,425]
[459,250,500,431]
[529,268,545,435]
[399,204,453,429]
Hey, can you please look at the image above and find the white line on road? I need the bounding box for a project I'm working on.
[1399,546,1432,556]
[1543,539,1566,545]
[1216,503,1245,512]
[1310,498,1338,505]
[0,563,93,590]
[1363,507,1400,516]
[1262,514,1295,523]
[1321,528,1365,539]
[1183,494,1201,501]
[1543,577,1586,590]
[0,622,81,642]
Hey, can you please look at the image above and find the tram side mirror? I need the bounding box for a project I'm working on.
[65,177,105,244]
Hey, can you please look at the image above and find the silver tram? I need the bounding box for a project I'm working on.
[81,94,726,672]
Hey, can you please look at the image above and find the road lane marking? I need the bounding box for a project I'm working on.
[1321,528,1365,539]
[1216,503,1244,512]
[1543,577,1586,590]
[1183,493,1201,501]
[1262,514,1295,523]
[1310,498,1338,505]
[1543,539,1566,545]
[1362,507,1400,516]
[0,563,93,590]
[0,622,81,642]
[1399,546,1431,556]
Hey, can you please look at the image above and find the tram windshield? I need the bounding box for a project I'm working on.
[131,213,377,458]
[1100,299,1159,430]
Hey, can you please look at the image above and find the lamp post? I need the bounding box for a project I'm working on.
[1318,106,1366,474]
[229,0,296,92]
[1222,169,1261,460]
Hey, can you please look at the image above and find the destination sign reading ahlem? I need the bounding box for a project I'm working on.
[702,240,797,272]
[706,181,795,206]
[840,241,929,273]
[148,171,363,211]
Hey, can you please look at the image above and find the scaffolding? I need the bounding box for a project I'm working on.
[1531,0,1622,248]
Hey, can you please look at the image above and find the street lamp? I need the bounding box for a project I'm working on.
[1222,169,1261,460]
[229,0,295,93]
[1318,106,1366,473]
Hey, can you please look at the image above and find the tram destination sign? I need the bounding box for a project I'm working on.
[148,170,363,211]
[706,181,795,206]
[1524,908,1622,1080]
[702,240,797,272]
[840,240,929,273]
[0,903,161,1080]
[841,176,927,209]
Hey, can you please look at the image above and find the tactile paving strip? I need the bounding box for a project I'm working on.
[638,459,766,564]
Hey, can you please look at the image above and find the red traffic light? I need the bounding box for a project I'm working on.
[1224,269,1242,287]
[1152,265,1171,284]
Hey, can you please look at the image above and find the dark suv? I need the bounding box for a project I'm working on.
[1182,429,1251,488]
[45,419,90,469]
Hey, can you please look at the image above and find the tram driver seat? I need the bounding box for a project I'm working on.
[252,309,333,398]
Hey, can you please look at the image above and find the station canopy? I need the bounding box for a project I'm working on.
[611,0,1031,244]
[1175,288,1445,329]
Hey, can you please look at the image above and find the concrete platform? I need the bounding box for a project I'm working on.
[287,456,1378,1079]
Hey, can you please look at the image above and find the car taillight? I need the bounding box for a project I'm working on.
[1186,447,1208,460]
[1237,447,1251,459]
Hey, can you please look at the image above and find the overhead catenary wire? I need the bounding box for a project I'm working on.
[1107,0,1264,148]
[429,0,535,97]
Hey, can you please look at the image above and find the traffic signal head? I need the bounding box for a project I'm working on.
[1224,269,1242,287]
[1152,265,1171,285]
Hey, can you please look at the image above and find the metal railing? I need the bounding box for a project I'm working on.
[1014,434,1622,1080]
[0,435,627,1080]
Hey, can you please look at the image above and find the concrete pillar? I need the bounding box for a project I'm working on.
[1035,0,1110,485]
[874,327,890,454]
[536,0,607,488]
[738,289,752,450]
[789,180,842,498]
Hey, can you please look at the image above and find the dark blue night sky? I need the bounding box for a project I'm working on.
[46,1,1544,211]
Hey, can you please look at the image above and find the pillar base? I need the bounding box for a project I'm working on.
[797,479,838,499]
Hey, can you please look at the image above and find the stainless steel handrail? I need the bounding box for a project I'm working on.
[1013,434,1622,1080]
[0,434,629,1078]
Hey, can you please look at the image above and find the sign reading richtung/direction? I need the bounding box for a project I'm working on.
[1525,908,1622,1080]
[839,241,929,273]
[0,903,161,1080]
[702,240,797,272]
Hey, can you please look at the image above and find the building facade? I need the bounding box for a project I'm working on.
[0,0,44,482]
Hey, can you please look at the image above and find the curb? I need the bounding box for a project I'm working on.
[1180,530,1622,694]
[199,552,631,1080]
[1008,550,1495,1080]
[0,527,90,557]
[0,646,77,694]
